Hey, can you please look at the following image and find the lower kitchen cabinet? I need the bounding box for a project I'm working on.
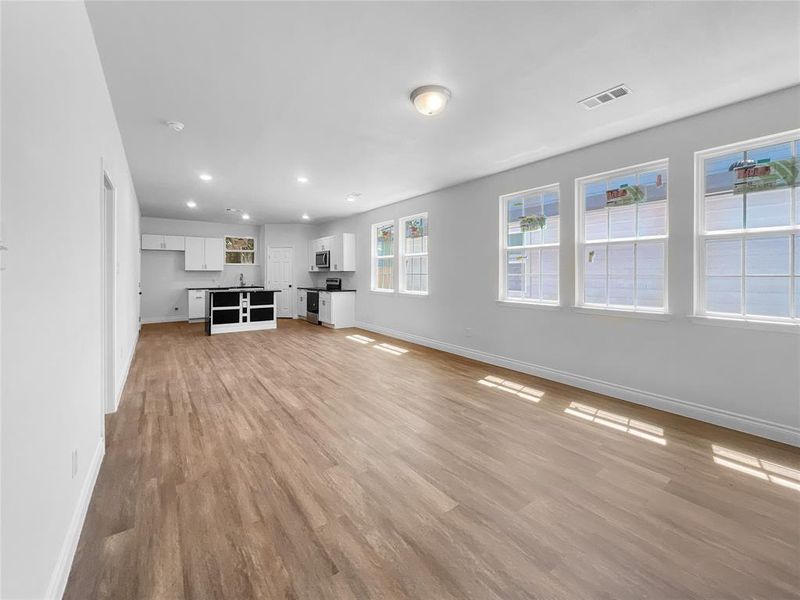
[318,291,355,329]
[297,289,306,318]
[188,290,206,320]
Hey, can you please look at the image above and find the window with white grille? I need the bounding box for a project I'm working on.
[500,184,560,304]
[399,213,428,295]
[576,160,669,312]
[371,221,395,292]
[695,131,799,323]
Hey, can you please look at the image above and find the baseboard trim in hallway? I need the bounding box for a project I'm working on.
[46,438,105,600]
[355,321,800,447]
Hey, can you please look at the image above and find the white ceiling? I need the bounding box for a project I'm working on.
[86,1,800,224]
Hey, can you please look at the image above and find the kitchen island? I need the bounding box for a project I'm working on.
[205,288,281,335]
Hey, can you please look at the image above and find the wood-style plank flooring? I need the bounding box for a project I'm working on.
[65,319,800,599]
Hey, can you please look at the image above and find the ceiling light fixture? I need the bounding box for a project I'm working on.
[346,192,361,202]
[242,213,250,220]
[199,173,213,181]
[297,176,309,184]
[186,200,197,208]
[166,120,184,132]
[226,208,243,213]
[301,213,310,220]
[410,85,451,116]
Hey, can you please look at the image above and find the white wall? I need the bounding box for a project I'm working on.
[316,86,800,446]
[262,223,316,293]
[140,217,264,322]
[1,2,141,598]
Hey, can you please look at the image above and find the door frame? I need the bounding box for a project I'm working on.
[100,161,117,426]
[267,245,294,318]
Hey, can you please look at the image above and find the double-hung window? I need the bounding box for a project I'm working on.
[576,160,669,312]
[399,213,429,294]
[500,184,560,304]
[695,130,799,324]
[225,236,256,264]
[371,221,395,292]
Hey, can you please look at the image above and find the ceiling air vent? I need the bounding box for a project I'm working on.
[579,84,631,110]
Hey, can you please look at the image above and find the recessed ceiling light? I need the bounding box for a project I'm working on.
[186,200,197,208]
[410,85,451,116]
[297,176,309,184]
[166,120,184,132]
[199,173,213,181]
[301,213,310,220]
[242,213,250,220]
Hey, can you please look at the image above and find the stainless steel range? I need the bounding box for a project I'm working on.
[306,278,342,324]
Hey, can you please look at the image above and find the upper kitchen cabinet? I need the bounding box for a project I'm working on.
[141,234,185,251]
[309,233,355,272]
[185,237,224,271]
[329,233,355,272]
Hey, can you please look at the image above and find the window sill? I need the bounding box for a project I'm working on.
[369,289,395,295]
[399,291,429,298]
[688,315,799,334]
[572,306,672,321]
[496,300,561,311]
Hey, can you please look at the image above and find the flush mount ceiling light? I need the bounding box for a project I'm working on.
[301,213,310,220]
[199,173,213,181]
[186,200,197,208]
[166,120,184,132]
[297,176,309,184]
[242,213,251,220]
[410,85,451,116]
[346,192,361,202]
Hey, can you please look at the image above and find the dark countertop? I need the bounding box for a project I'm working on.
[187,286,277,291]
[297,287,357,292]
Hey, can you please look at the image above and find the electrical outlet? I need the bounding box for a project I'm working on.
[71,449,78,478]
[465,327,473,338]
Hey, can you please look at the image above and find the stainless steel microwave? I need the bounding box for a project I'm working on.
[315,250,330,268]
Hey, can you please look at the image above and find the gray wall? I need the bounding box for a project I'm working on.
[140,217,264,322]
[2,3,141,597]
[315,86,800,445]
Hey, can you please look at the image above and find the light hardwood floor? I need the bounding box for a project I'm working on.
[65,319,800,600]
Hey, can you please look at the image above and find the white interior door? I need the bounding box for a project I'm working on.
[268,247,294,317]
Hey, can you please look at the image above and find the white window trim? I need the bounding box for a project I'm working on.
[693,129,800,326]
[371,220,396,293]
[224,235,257,265]
[498,183,561,306]
[399,212,429,296]
[574,158,670,315]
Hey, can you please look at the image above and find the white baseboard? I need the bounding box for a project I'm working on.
[141,315,186,324]
[45,438,105,600]
[355,321,800,447]
[111,329,139,413]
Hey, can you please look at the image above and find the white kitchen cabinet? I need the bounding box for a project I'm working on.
[204,237,224,270]
[185,237,224,271]
[319,292,332,324]
[329,233,355,272]
[187,290,206,320]
[142,234,185,251]
[297,289,306,318]
[308,233,355,272]
[164,235,185,251]
[318,291,355,329]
